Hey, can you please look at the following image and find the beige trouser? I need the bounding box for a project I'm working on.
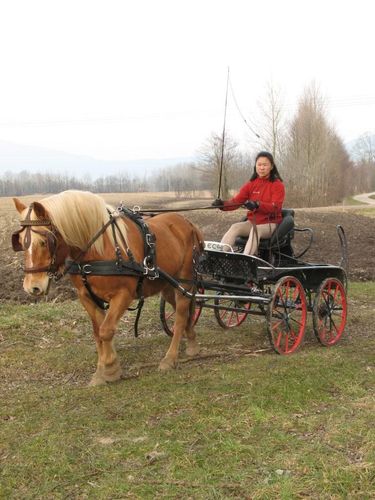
[221,221,277,255]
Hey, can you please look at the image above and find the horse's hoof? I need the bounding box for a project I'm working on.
[158,357,176,371]
[186,343,200,357]
[89,366,122,386]
[103,367,122,383]
[89,373,107,386]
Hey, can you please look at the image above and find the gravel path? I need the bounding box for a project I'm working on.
[352,192,375,204]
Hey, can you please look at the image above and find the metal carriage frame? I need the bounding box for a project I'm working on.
[160,224,348,355]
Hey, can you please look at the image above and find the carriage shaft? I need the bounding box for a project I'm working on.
[195,293,271,305]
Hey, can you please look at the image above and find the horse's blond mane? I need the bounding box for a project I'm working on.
[38,190,126,255]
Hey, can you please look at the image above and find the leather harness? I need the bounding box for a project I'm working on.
[12,205,161,336]
[66,207,159,332]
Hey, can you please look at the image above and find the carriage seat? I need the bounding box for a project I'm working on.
[234,208,295,253]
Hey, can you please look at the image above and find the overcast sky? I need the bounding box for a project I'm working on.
[0,0,374,163]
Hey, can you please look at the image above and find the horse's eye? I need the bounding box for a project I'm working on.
[40,240,47,248]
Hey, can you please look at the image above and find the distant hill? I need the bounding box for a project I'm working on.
[0,141,194,179]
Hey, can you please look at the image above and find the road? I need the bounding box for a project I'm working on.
[352,192,375,204]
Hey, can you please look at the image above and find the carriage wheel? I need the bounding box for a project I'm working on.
[267,276,307,355]
[313,278,347,346]
[214,293,251,329]
[159,292,203,337]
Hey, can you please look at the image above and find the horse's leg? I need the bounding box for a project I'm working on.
[159,291,191,371]
[77,291,106,379]
[161,286,176,313]
[79,286,133,386]
[88,290,133,386]
[185,294,200,357]
[160,286,199,354]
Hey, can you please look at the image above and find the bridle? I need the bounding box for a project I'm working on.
[12,204,60,276]
[12,203,121,282]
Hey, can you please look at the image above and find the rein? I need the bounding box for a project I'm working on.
[132,203,242,216]
[55,216,115,281]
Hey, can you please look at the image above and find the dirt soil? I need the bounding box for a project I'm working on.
[1,193,374,304]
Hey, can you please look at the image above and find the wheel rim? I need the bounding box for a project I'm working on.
[214,294,251,329]
[160,294,203,337]
[313,278,347,346]
[267,276,307,354]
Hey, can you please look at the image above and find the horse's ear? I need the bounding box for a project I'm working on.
[13,198,27,214]
[33,202,48,219]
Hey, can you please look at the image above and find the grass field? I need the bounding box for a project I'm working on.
[0,282,374,498]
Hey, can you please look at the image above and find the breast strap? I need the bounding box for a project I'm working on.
[65,207,158,337]
[65,259,144,276]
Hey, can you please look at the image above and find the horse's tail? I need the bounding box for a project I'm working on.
[189,222,204,328]
[190,221,205,254]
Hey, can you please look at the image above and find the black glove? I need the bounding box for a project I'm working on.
[244,200,259,211]
[211,198,224,208]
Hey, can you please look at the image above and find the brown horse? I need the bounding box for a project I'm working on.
[13,190,204,385]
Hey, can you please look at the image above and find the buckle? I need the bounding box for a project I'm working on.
[79,263,92,275]
[143,257,159,279]
[143,257,155,272]
[146,233,156,246]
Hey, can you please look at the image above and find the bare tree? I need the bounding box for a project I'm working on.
[351,133,375,164]
[283,83,350,206]
[252,82,286,161]
[351,133,375,192]
[195,133,242,198]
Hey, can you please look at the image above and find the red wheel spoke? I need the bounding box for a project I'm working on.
[285,281,290,300]
[214,293,251,329]
[275,331,283,347]
[284,334,290,352]
[272,319,284,331]
[313,278,347,346]
[161,292,203,337]
[227,310,235,326]
[289,316,304,328]
[267,276,306,355]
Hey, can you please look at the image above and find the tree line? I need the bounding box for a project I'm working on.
[1,83,374,205]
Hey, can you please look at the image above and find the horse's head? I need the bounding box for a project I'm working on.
[12,198,70,296]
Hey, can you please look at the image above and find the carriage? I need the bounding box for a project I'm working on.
[160,209,348,355]
[12,192,348,385]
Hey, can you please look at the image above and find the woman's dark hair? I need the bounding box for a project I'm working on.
[250,151,283,181]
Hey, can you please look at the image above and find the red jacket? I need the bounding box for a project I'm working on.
[223,177,285,225]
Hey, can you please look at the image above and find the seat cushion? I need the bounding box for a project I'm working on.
[234,214,294,250]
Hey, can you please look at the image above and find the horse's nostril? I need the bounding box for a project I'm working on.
[31,287,42,295]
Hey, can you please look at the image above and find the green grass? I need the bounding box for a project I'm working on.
[0,283,374,498]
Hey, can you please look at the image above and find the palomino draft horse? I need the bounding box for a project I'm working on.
[13,190,204,385]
